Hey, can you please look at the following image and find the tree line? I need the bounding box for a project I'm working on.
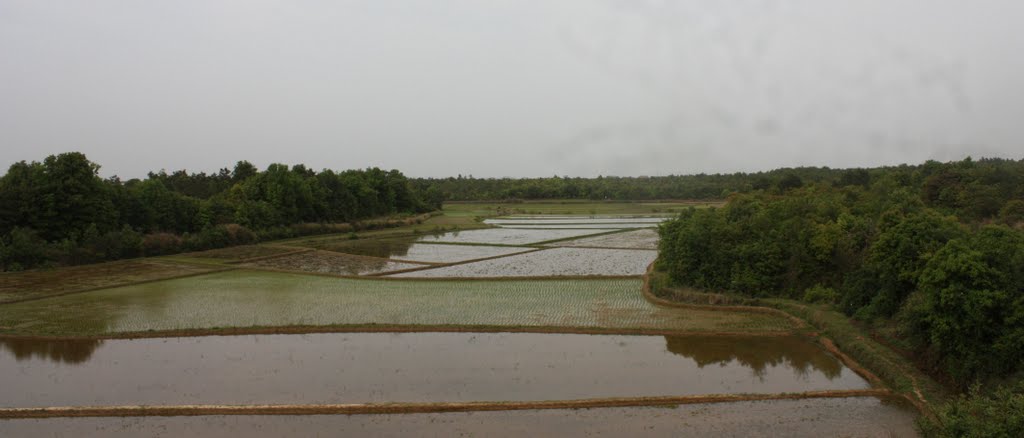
[413,166,869,201]
[657,157,1024,434]
[0,152,439,271]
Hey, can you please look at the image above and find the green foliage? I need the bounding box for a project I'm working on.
[0,227,49,270]
[0,152,436,271]
[863,210,964,317]
[658,159,1024,390]
[919,384,1024,438]
[901,227,1024,384]
[1000,199,1024,226]
[802,284,837,304]
[660,188,858,298]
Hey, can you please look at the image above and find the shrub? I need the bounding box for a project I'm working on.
[222,224,256,245]
[1000,200,1024,226]
[142,232,183,256]
[1,227,49,270]
[919,383,1024,437]
[803,284,838,304]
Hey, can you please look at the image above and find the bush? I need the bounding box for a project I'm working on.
[1,227,49,270]
[919,383,1024,437]
[142,232,183,256]
[1000,200,1024,226]
[803,284,838,304]
[222,224,256,245]
[80,225,143,262]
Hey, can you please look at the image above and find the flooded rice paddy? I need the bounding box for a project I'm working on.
[0,271,794,336]
[388,243,535,264]
[242,250,427,276]
[416,228,618,245]
[389,247,657,278]
[0,333,866,408]
[497,223,659,229]
[485,217,667,225]
[0,397,918,437]
[547,229,660,249]
[0,214,920,435]
[297,236,536,263]
[301,236,421,259]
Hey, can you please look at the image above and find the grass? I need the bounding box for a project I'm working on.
[765,299,950,408]
[0,270,795,337]
[0,260,225,304]
[647,268,950,411]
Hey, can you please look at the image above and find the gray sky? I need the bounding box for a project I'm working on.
[2,0,1023,179]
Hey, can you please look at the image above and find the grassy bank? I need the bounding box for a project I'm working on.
[647,267,949,414]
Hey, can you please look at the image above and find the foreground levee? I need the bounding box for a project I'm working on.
[0,397,918,438]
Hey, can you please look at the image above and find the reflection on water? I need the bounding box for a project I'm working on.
[0,338,104,364]
[317,237,417,259]
[0,333,867,408]
[244,251,423,276]
[664,336,842,379]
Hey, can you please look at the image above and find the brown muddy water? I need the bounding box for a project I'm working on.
[0,397,919,437]
[0,333,867,408]
[313,237,535,263]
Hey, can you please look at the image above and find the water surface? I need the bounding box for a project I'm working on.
[0,333,866,408]
[390,247,657,277]
[417,228,618,245]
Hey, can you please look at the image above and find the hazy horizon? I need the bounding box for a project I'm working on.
[3,1,1023,179]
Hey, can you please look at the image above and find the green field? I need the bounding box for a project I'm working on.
[0,270,793,337]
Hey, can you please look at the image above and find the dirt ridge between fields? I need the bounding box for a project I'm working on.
[0,390,895,418]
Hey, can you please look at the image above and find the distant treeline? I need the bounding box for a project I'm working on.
[413,166,884,201]
[658,157,1024,390]
[0,152,440,271]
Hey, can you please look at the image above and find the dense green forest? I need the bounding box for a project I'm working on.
[0,152,438,271]
[413,167,859,201]
[656,157,1024,434]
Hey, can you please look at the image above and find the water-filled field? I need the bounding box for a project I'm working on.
[547,229,660,249]
[416,228,618,245]
[242,250,427,276]
[0,212,921,435]
[307,239,535,264]
[388,243,535,263]
[390,248,657,278]
[495,223,659,229]
[0,271,794,336]
[0,397,918,437]
[485,217,667,225]
[0,333,866,407]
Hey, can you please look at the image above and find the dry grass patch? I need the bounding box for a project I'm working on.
[179,245,302,261]
[242,251,427,276]
[0,260,223,304]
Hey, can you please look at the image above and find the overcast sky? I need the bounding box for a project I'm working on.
[2,0,1023,179]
